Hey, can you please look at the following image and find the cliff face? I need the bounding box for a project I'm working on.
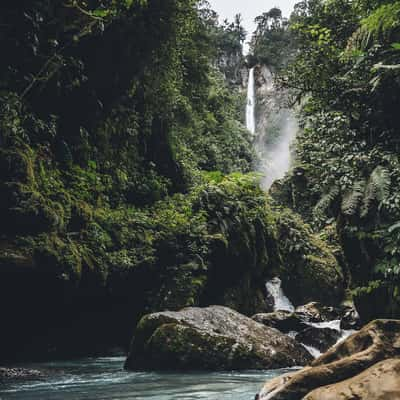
[216,51,247,87]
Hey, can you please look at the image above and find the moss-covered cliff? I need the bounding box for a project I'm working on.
[0,0,348,362]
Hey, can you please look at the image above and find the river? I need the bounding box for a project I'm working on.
[0,357,294,400]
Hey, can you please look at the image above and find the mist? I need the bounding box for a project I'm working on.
[256,110,297,190]
[247,66,298,190]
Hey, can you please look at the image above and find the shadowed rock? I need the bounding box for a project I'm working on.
[295,327,341,353]
[252,311,308,333]
[295,302,340,323]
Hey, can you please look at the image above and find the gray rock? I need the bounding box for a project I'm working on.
[125,305,312,371]
[252,311,308,333]
[295,302,341,323]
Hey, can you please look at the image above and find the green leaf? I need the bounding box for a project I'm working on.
[389,222,400,233]
[92,9,110,18]
[391,42,400,50]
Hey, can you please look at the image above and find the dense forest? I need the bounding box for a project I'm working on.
[0,0,260,360]
[1,0,400,398]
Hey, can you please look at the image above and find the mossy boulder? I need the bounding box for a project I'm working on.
[125,305,312,371]
[276,209,345,306]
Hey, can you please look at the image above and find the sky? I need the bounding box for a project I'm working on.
[208,0,297,47]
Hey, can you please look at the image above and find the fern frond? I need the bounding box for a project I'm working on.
[360,166,390,218]
[313,185,339,221]
[341,179,366,216]
[346,2,400,51]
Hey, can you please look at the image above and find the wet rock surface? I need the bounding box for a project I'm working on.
[295,326,341,353]
[0,367,43,381]
[340,307,361,330]
[252,311,308,333]
[295,302,341,323]
[252,300,358,356]
[125,305,312,371]
[257,319,400,399]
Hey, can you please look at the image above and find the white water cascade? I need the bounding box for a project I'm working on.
[246,67,256,135]
[266,277,295,313]
[265,277,357,359]
[246,65,297,190]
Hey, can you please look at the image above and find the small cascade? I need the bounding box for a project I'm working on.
[306,319,356,355]
[265,277,358,359]
[246,67,256,135]
[307,320,356,340]
[308,320,342,331]
[302,345,322,359]
[266,277,295,312]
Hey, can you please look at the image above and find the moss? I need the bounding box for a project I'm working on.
[144,323,242,370]
[0,183,64,235]
[10,234,85,287]
[276,207,345,305]
[0,146,35,185]
[68,200,93,231]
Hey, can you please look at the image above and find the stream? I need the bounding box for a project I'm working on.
[0,357,294,400]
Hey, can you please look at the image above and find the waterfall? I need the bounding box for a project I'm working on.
[250,65,297,190]
[246,67,256,135]
[266,277,295,312]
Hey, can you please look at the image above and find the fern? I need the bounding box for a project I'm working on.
[313,185,339,221]
[341,179,366,216]
[362,2,400,42]
[346,2,400,52]
[360,166,390,218]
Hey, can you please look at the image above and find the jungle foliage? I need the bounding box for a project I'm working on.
[275,0,400,319]
[250,7,295,70]
[0,0,259,359]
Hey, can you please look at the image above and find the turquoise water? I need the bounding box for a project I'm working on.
[0,357,292,400]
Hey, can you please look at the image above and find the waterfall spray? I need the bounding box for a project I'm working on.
[246,67,256,135]
[249,65,297,190]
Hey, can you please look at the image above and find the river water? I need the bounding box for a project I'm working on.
[0,357,293,400]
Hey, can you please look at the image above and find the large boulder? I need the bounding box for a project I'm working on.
[304,358,400,400]
[125,306,312,371]
[257,319,400,399]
